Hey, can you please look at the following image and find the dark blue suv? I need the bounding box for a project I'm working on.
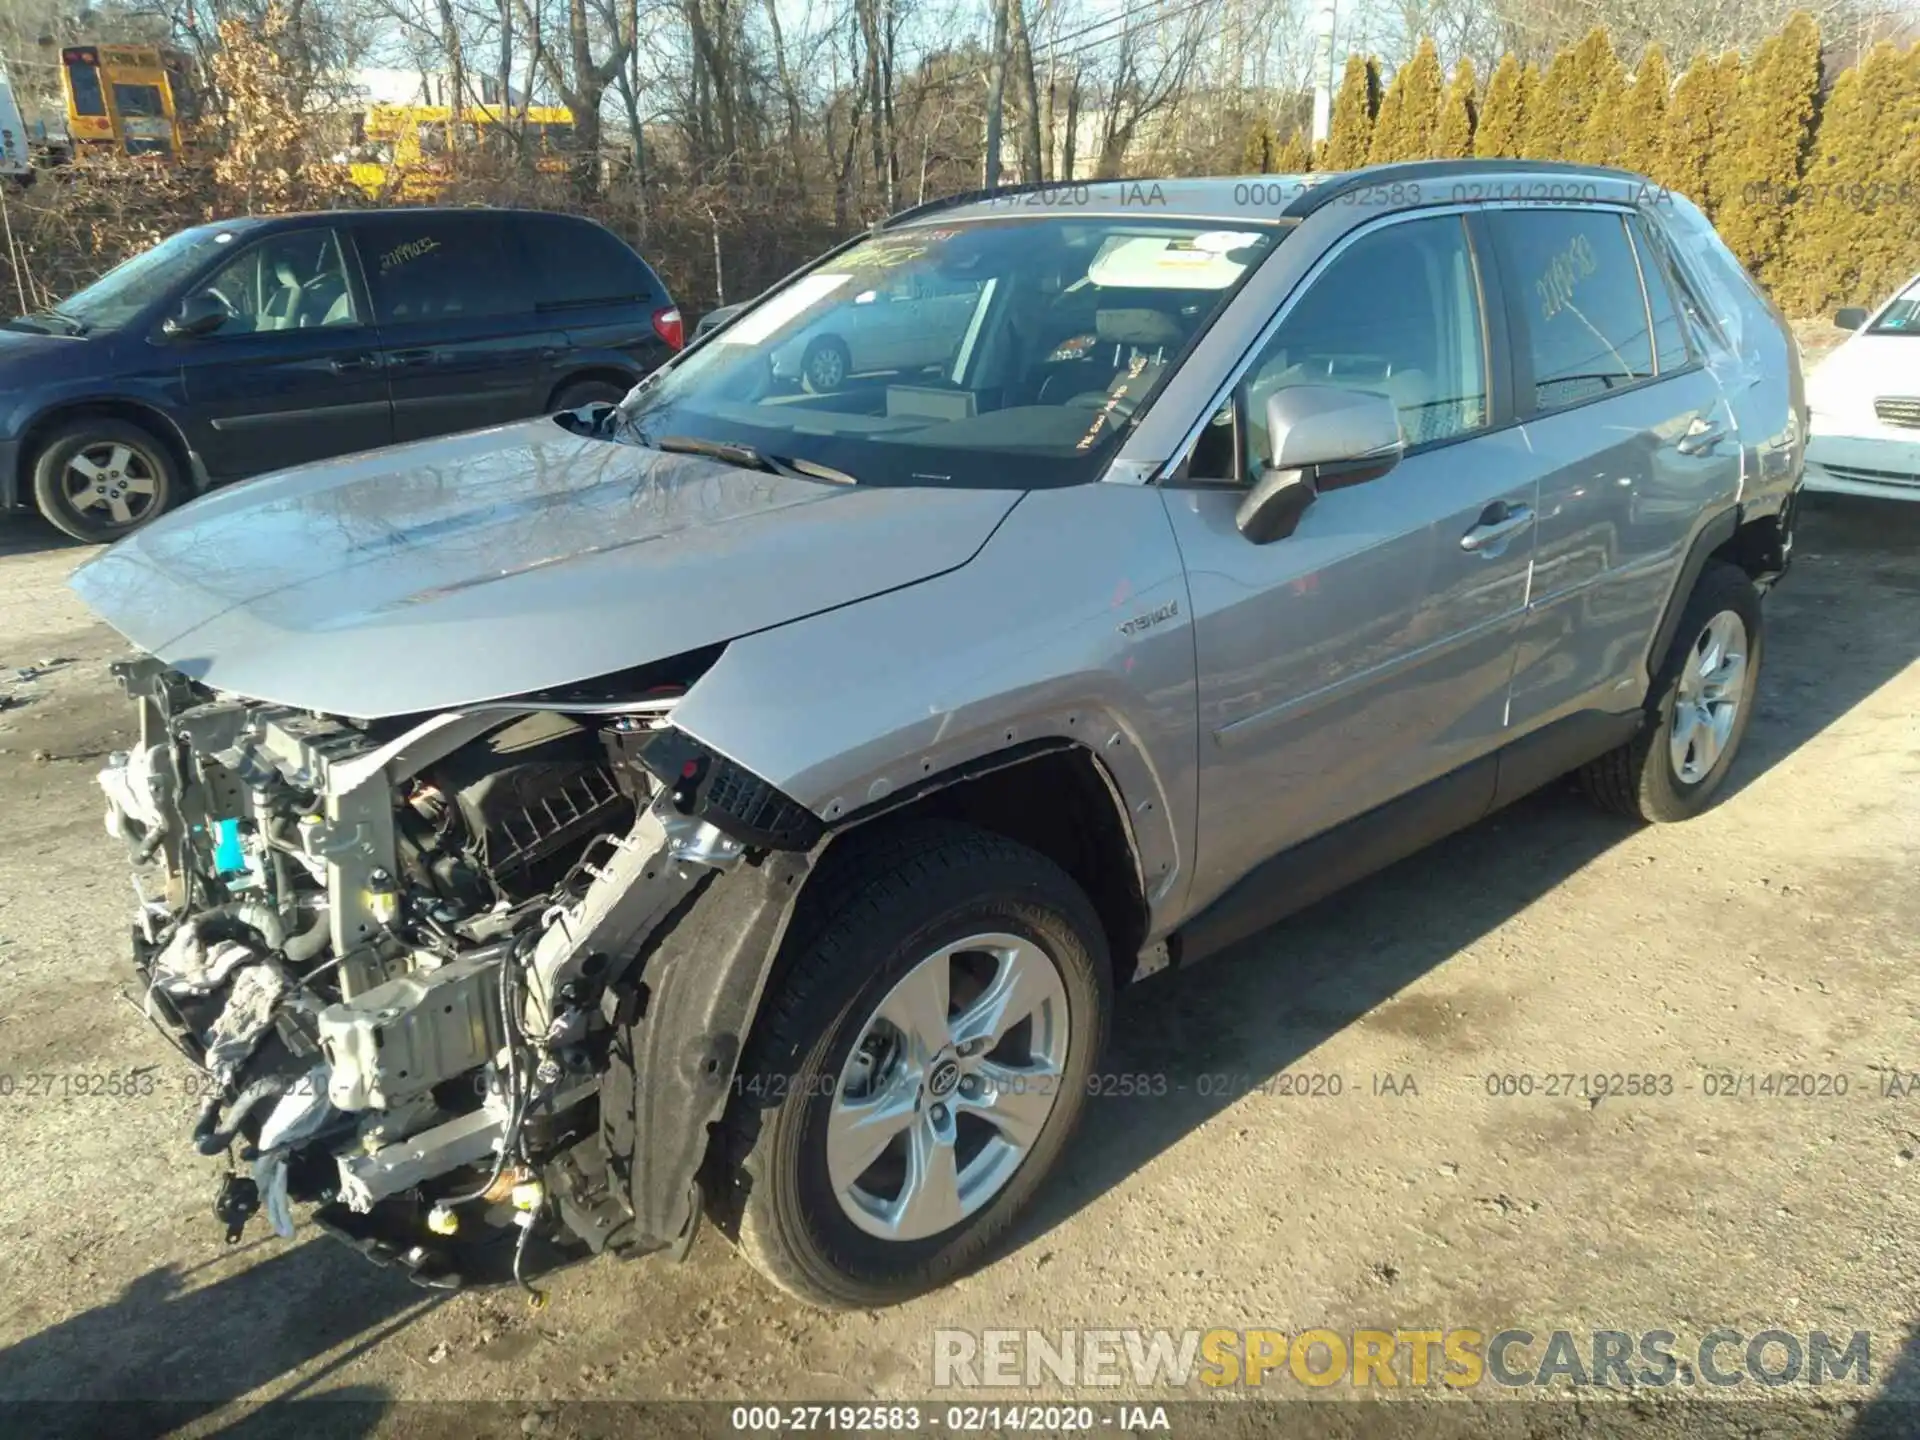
[2,207,682,539]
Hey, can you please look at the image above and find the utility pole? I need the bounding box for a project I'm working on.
[1310,0,1337,146]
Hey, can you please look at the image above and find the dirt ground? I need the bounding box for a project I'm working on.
[0,490,1916,1439]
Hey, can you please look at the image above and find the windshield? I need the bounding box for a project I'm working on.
[1870,276,1920,333]
[43,226,239,332]
[616,217,1280,487]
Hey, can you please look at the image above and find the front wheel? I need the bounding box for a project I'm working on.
[719,822,1111,1308]
[31,417,178,542]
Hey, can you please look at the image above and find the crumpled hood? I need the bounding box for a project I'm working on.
[71,418,1021,717]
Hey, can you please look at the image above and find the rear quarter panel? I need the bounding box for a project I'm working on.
[1651,193,1805,518]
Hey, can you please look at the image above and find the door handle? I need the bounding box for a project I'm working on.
[385,348,434,370]
[1675,415,1726,455]
[330,353,381,374]
[1460,501,1535,553]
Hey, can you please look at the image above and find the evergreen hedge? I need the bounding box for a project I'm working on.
[1324,11,1919,314]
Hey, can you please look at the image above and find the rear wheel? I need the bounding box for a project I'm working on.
[720,822,1110,1308]
[31,417,178,542]
[1579,560,1763,822]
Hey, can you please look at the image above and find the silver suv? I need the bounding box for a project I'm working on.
[74,161,1802,1308]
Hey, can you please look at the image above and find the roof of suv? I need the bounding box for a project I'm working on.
[187,206,611,234]
[883,159,1660,230]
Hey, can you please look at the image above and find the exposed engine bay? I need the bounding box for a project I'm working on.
[100,656,821,1291]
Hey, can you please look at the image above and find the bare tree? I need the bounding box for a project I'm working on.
[1090,0,1215,178]
[512,0,637,183]
[982,0,1011,185]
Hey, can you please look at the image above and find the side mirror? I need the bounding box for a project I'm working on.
[1235,385,1404,544]
[163,291,229,339]
[1834,306,1869,332]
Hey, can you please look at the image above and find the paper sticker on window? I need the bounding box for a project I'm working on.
[1190,230,1265,254]
[1087,235,1254,290]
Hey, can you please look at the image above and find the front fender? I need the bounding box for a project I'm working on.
[668,482,1201,938]
[10,388,205,501]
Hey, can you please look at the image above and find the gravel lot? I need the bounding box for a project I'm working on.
[0,490,1915,1438]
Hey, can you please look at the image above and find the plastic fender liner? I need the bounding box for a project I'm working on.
[599,846,814,1252]
[636,727,825,851]
[1646,507,1739,678]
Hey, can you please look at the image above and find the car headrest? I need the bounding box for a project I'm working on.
[1095,308,1184,348]
[273,258,301,288]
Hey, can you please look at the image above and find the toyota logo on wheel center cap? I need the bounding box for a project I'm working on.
[927,1058,961,1099]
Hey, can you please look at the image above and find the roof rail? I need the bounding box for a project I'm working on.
[1281,158,1650,219]
[877,177,1177,229]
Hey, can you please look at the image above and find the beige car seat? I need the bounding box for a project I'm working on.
[1064,308,1188,413]
[258,256,306,332]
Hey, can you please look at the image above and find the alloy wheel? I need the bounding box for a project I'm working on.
[61,441,161,529]
[826,932,1070,1242]
[807,346,847,390]
[1669,609,1749,785]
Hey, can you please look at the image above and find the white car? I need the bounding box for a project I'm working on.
[1804,275,1920,499]
[769,272,982,391]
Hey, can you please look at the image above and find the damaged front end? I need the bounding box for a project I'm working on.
[102,656,820,1288]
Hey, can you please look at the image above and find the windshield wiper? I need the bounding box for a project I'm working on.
[656,434,773,469]
[654,434,859,485]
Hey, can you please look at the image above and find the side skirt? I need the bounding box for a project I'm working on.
[1167,708,1643,970]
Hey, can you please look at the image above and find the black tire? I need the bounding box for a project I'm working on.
[550,378,631,413]
[717,821,1111,1309]
[800,336,852,394]
[1578,559,1764,822]
[31,417,178,542]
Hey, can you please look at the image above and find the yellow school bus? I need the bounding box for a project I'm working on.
[61,44,202,161]
[346,103,577,197]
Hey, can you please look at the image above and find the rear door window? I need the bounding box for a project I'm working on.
[353,214,530,324]
[519,214,656,311]
[1494,209,1655,411]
